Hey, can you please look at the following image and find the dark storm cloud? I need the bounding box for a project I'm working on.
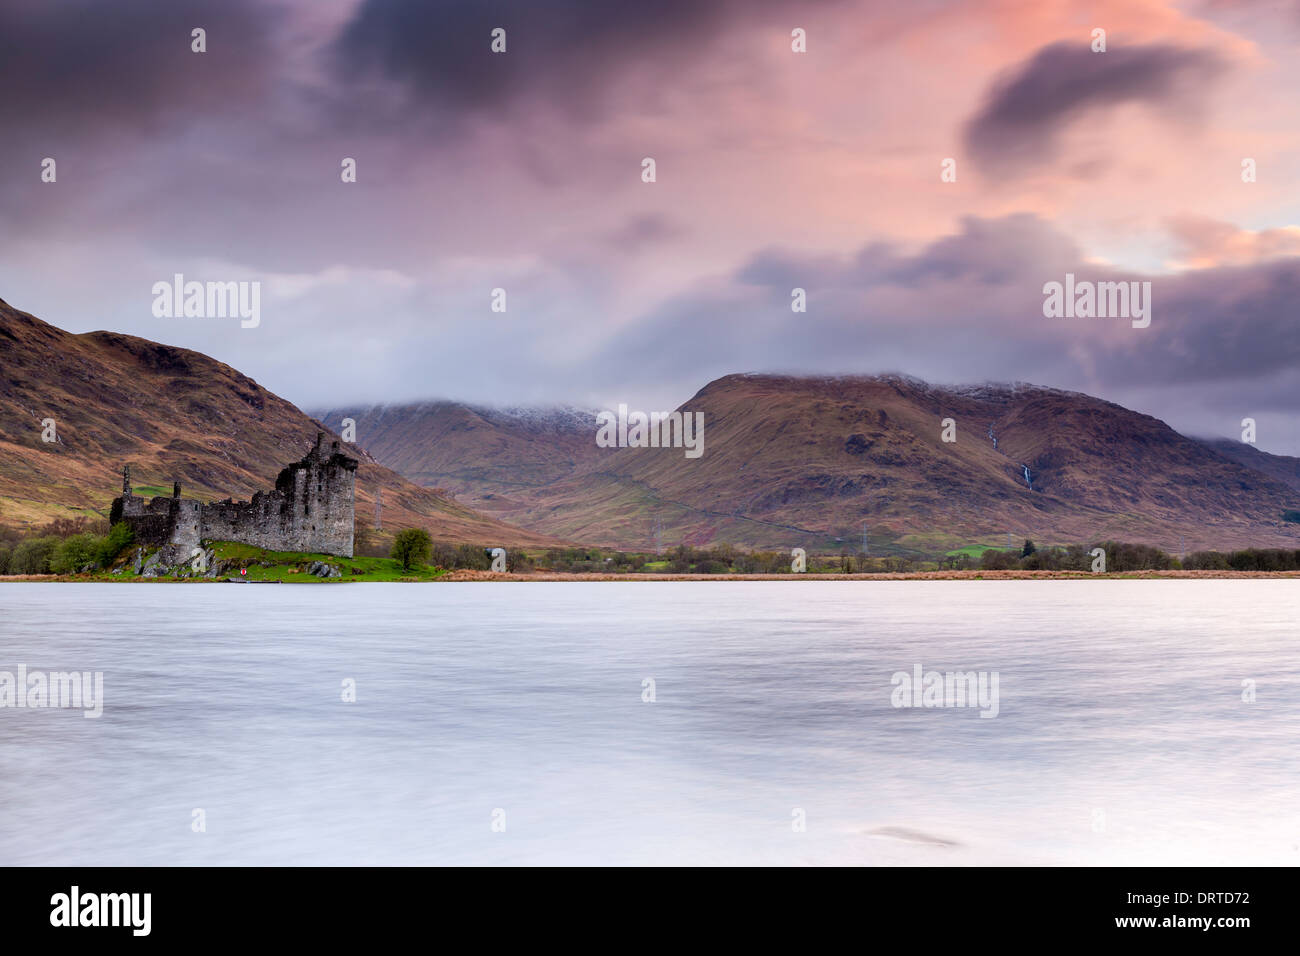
[0,0,290,249]
[1124,259,1300,385]
[0,0,277,134]
[737,248,851,290]
[595,214,1300,437]
[881,214,1082,287]
[333,0,836,120]
[740,217,1085,293]
[963,41,1227,173]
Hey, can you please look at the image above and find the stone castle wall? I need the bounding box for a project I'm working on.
[110,435,357,559]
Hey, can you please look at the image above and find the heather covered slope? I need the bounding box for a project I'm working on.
[0,298,560,547]
[325,374,1300,554]
[1195,437,1300,493]
[315,401,596,517]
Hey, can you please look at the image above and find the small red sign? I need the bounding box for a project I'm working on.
[240,568,247,576]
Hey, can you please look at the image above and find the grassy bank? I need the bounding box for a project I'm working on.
[207,543,448,582]
[441,568,1300,581]
[0,542,450,583]
[4,528,1299,581]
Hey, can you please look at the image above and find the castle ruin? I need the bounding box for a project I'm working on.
[110,434,358,559]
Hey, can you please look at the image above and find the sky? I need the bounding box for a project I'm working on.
[1,0,1298,452]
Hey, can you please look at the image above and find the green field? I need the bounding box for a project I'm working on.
[80,542,447,582]
[945,543,1001,559]
[129,485,175,498]
[205,542,447,582]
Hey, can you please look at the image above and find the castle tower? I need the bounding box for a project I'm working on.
[122,465,132,497]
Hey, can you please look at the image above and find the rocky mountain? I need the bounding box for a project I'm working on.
[0,297,560,548]
[321,374,1300,555]
[314,401,596,519]
[1195,437,1300,493]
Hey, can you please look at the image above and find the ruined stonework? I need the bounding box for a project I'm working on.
[110,434,358,559]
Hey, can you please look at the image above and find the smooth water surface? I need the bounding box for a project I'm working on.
[1,580,1296,865]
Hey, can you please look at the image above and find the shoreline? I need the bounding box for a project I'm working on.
[4,568,1299,582]
[440,568,1300,581]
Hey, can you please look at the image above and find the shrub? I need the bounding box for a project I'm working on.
[455,544,491,571]
[390,528,432,571]
[1021,547,1066,571]
[1228,549,1259,571]
[1222,548,1299,572]
[979,549,1018,571]
[1092,541,1172,572]
[506,550,534,573]
[50,533,103,574]
[97,522,134,566]
[1062,544,1092,571]
[10,536,60,575]
[429,541,465,569]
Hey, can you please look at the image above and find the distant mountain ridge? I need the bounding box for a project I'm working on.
[5,293,1294,557]
[314,400,597,518]
[320,374,1300,554]
[1194,437,1300,493]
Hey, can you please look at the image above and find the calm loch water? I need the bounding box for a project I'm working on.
[1,580,1296,865]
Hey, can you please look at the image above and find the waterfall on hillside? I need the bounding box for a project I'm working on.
[1022,465,1032,489]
